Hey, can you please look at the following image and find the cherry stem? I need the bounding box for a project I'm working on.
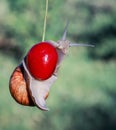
[42,0,48,42]
[69,43,95,47]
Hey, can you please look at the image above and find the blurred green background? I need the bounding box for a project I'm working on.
[0,0,116,130]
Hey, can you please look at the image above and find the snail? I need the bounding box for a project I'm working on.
[9,23,94,111]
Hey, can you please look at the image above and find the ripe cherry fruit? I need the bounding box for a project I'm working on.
[26,42,58,80]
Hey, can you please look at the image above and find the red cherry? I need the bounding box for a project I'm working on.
[26,42,58,80]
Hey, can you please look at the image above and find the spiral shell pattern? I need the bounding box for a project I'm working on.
[9,64,34,106]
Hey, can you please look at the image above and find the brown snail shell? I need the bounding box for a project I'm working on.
[9,63,34,106]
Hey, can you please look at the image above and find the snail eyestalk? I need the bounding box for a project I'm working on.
[61,22,95,48]
[61,21,69,41]
[69,43,95,47]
